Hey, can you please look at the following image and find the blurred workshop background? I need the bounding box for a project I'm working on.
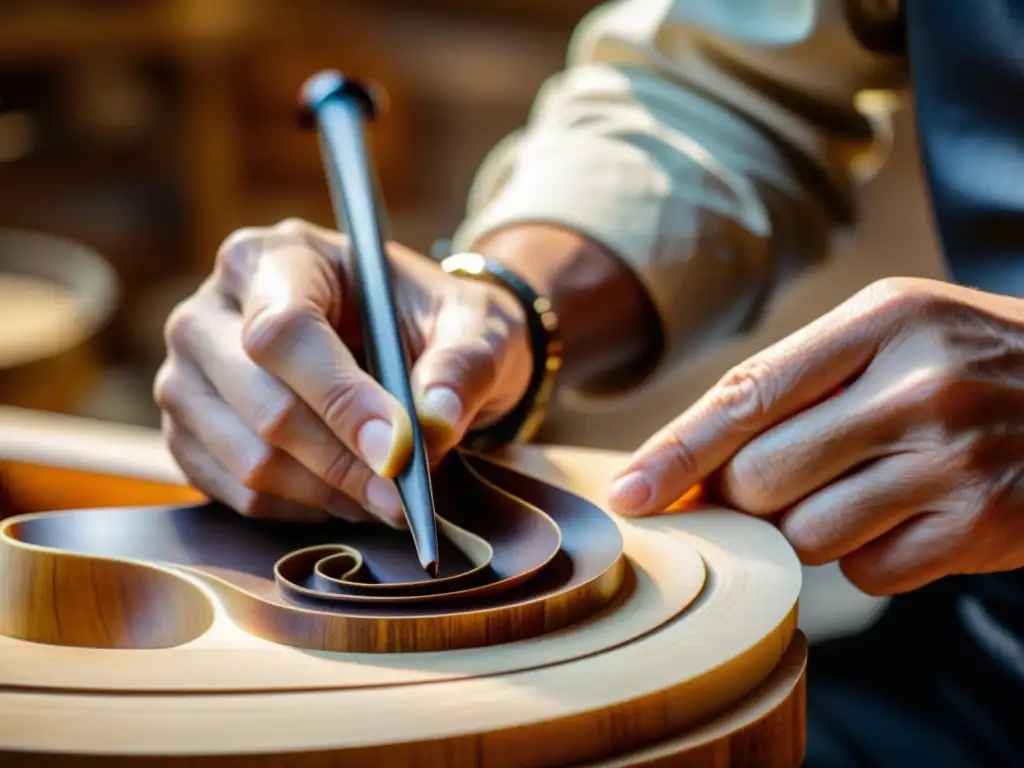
[0,0,601,426]
[0,0,945,457]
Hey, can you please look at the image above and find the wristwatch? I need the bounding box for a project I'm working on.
[438,251,563,453]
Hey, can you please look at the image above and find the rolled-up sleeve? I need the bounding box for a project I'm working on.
[453,0,903,394]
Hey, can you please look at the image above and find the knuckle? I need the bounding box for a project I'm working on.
[659,422,701,480]
[215,227,264,284]
[238,491,274,519]
[840,560,890,597]
[724,452,781,514]
[780,513,837,566]
[321,376,374,429]
[321,451,361,492]
[713,359,775,428]
[860,277,944,322]
[152,363,185,415]
[435,338,500,388]
[237,443,277,491]
[252,389,301,444]
[271,217,314,243]
[896,366,979,420]
[163,300,200,352]
[919,368,968,404]
[241,303,320,365]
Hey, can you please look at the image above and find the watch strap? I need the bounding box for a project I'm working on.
[439,252,562,452]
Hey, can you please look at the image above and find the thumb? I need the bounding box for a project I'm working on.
[411,304,507,458]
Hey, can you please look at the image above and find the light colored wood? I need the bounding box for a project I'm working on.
[586,631,807,767]
[0,406,804,766]
[0,229,119,413]
[0,274,82,367]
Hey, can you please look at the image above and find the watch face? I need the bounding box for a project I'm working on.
[441,252,488,276]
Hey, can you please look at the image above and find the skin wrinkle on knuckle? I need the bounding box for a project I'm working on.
[481,317,513,362]
[271,217,314,246]
[857,280,945,350]
[321,450,360,493]
[714,359,774,429]
[237,442,277,492]
[448,338,500,388]
[780,513,838,566]
[215,227,264,288]
[163,302,200,352]
[658,422,701,480]
[321,375,376,432]
[863,276,934,316]
[252,388,300,445]
[241,303,317,365]
[726,452,781,514]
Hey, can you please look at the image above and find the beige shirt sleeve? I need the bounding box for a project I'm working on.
[452,0,907,395]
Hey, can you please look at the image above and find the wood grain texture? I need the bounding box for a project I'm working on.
[0,407,804,766]
[0,449,626,653]
[585,631,808,767]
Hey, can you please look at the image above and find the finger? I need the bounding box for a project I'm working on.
[213,220,346,323]
[165,297,403,524]
[155,360,401,527]
[157,365,352,521]
[718,382,901,515]
[838,512,966,596]
[776,452,942,566]
[162,414,332,523]
[236,228,414,481]
[609,293,894,517]
[411,286,523,458]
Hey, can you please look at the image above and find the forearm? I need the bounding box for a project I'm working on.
[474,224,662,390]
[454,0,906,397]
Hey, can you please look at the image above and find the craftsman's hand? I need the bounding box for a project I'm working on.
[610,277,1024,596]
[154,219,530,526]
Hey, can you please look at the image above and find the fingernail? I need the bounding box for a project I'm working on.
[357,419,395,476]
[422,386,463,429]
[609,471,652,516]
[365,475,406,528]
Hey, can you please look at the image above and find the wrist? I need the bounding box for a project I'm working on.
[472,224,662,390]
[438,252,561,451]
